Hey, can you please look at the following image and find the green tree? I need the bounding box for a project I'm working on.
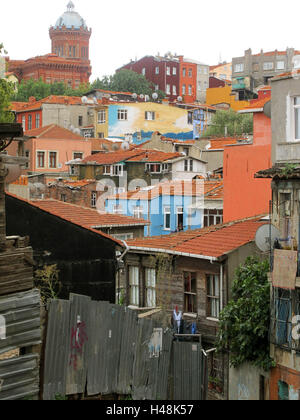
[203,109,253,137]
[216,256,274,371]
[0,43,15,123]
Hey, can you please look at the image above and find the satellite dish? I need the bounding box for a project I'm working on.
[177,96,183,102]
[81,96,88,103]
[152,92,158,100]
[140,94,145,100]
[132,93,138,100]
[255,224,280,252]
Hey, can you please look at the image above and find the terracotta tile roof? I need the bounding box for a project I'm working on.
[6,194,149,245]
[205,137,246,150]
[48,179,96,189]
[11,95,92,112]
[160,137,196,145]
[25,124,84,140]
[126,150,183,162]
[82,149,145,165]
[108,180,223,201]
[272,68,300,81]
[242,96,271,111]
[126,216,267,259]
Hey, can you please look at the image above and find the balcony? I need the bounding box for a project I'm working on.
[232,82,246,90]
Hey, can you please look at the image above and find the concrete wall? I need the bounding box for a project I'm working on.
[229,363,269,400]
[42,104,93,130]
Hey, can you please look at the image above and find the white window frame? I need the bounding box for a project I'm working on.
[118,109,128,121]
[113,204,124,215]
[172,85,177,96]
[207,274,220,320]
[177,207,184,231]
[263,61,274,71]
[103,165,112,175]
[145,268,156,308]
[182,85,186,95]
[129,266,139,307]
[166,66,171,76]
[22,116,26,131]
[142,67,146,76]
[276,61,285,70]
[291,96,300,142]
[164,206,171,231]
[146,163,162,173]
[133,205,143,219]
[36,150,46,169]
[166,84,171,95]
[234,63,244,73]
[155,66,160,75]
[112,164,124,177]
[72,152,83,160]
[173,67,177,75]
[91,191,97,208]
[98,110,106,124]
[48,151,58,169]
[145,111,155,121]
[188,85,192,95]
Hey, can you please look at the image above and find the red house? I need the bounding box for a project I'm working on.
[223,87,272,222]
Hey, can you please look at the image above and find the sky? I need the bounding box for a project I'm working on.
[1,0,300,81]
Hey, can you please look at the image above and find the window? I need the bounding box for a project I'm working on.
[263,62,274,71]
[103,165,111,175]
[91,191,97,208]
[28,115,32,130]
[145,268,156,307]
[118,109,128,121]
[177,207,184,231]
[203,67,208,74]
[25,150,30,169]
[172,85,177,96]
[69,46,72,57]
[35,114,40,129]
[278,381,289,401]
[188,85,192,95]
[204,209,223,227]
[49,152,57,169]
[293,97,300,141]
[188,68,192,78]
[129,266,139,306]
[274,288,292,346]
[184,159,193,172]
[113,233,134,241]
[162,163,169,172]
[182,85,186,95]
[207,274,220,319]
[166,84,171,95]
[155,84,159,91]
[113,204,123,214]
[37,151,45,168]
[234,63,244,73]
[146,163,161,173]
[155,66,160,75]
[183,68,186,77]
[145,111,155,121]
[61,194,67,202]
[164,206,171,230]
[73,152,83,160]
[78,116,83,127]
[277,61,285,70]
[183,147,189,156]
[22,116,26,131]
[98,132,105,139]
[112,164,123,176]
[166,66,171,76]
[114,187,125,194]
[184,272,197,313]
[98,110,106,124]
[73,46,76,57]
[173,67,177,75]
[142,68,146,76]
[133,206,143,219]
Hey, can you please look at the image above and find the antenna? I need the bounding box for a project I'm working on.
[255,224,280,252]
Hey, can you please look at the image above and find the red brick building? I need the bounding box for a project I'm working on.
[7,2,92,89]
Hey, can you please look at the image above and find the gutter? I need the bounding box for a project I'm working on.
[127,245,220,261]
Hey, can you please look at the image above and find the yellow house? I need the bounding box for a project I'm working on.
[5,72,19,92]
[206,85,250,111]
[209,62,232,81]
[94,101,195,141]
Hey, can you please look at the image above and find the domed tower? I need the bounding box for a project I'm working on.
[49,1,92,63]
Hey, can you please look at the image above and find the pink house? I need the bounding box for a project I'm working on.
[7,125,92,174]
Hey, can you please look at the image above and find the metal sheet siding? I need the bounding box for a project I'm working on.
[0,289,41,355]
[0,354,39,400]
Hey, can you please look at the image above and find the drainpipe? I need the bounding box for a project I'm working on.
[220,263,224,312]
[117,240,129,262]
[0,157,8,252]
[116,240,129,305]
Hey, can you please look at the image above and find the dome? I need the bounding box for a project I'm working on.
[54,2,88,30]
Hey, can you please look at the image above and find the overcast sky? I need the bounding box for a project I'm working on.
[1,0,300,81]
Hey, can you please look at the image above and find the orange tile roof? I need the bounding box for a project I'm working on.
[126,216,267,259]
[108,180,223,201]
[11,95,92,112]
[272,68,300,81]
[25,124,84,140]
[126,150,183,162]
[243,96,271,111]
[6,194,149,246]
[160,137,196,145]
[82,149,145,165]
[206,137,246,150]
[49,179,96,189]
